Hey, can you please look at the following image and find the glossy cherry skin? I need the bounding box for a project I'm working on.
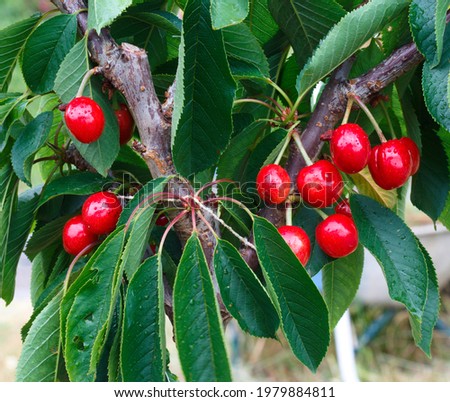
[316,214,358,258]
[63,215,99,256]
[399,137,420,175]
[156,214,169,226]
[256,164,291,204]
[82,191,123,235]
[296,160,344,208]
[64,97,105,143]
[278,225,311,266]
[368,139,412,190]
[115,104,134,145]
[330,123,371,173]
[334,199,352,218]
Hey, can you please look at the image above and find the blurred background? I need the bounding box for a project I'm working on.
[1,0,449,382]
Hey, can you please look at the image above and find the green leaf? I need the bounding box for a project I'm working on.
[22,14,77,94]
[411,129,449,222]
[39,172,111,208]
[437,128,450,229]
[409,0,449,66]
[16,292,63,381]
[88,0,133,32]
[409,241,440,357]
[269,0,345,68]
[0,15,40,92]
[64,228,126,381]
[120,177,170,279]
[253,216,330,372]
[211,0,249,29]
[171,0,237,176]
[223,23,270,78]
[350,194,428,320]
[173,233,232,381]
[322,245,364,329]
[422,24,450,132]
[1,186,41,304]
[296,0,409,98]
[214,239,279,338]
[11,112,53,186]
[245,0,278,44]
[121,256,165,381]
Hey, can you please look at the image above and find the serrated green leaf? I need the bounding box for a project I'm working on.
[409,0,449,66]
[16,292,63,381]
[350,194,428,320]
[64,228,126,381]
[296,0,409,98]
[121,256,165,381]
[253,216,330,372]
[172,0,237,176]
[211,0,249,29]
[411,129,449,221]
[437,128,450,229]
[39,172,111,208]
[173,233,232,381]
[322,245,364,329]
[0,15,40,92]
[88,0,133,32]
[245,0,278,44]
[223,23,270,78]
[269,0,346,68]
[350,166,397,209]
[214,239,279,338]
[11,111,52,186]
[22,14,77,94]
[422,24,450,132]
[409,241,440,357]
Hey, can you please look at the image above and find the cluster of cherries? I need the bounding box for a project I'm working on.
[64,96,134,145]
[256,122,420,265]
[62,191,123,256]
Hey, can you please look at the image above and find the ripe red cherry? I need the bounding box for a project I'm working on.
[256,164,291,204]
[115,104,134,145]
[63,215,98,256]
[156,214,169,226]
[278,225,311,266]
[399,137,420,175]
[64,97,105,143]
[82,191,123,235]
[330,123,371,173]
[334,199,352,218]
[296,160,343,208]
[316,214,358,258]
[368,139,412,190]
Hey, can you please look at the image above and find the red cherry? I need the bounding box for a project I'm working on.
[115,104,134,145]
[256,164,291,204]
[296,160,343,208]
[278,225,311,266]
[330,123,371,173]
[82,191,123,235]
[334,199,352,218]
[64,97,105,143]
[62,215,99,256]
[399,137,420,175]
[150,243,157,254]
[368,139,412,190]
[156,214,169,226]
[316,214,358,258]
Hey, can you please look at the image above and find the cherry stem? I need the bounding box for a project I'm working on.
[274,121,301,165]
[265,78,293,109]
[314,208,328,220]
[234,98,282,117]
[350,94,387,143]
[288,92,306,122]
[76,67,100,98]
[53,121,64,148]
[204,196,255,221]
[292,131,314,166]
[191,207,197,232]
[379,101,397,139]
[195,178,235,197]
[32,155,59,164]
[285,201,293,226]
[158,210,189,256]
[342,97,354,125]
[196,210,219,239]
[262,95,285,114]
